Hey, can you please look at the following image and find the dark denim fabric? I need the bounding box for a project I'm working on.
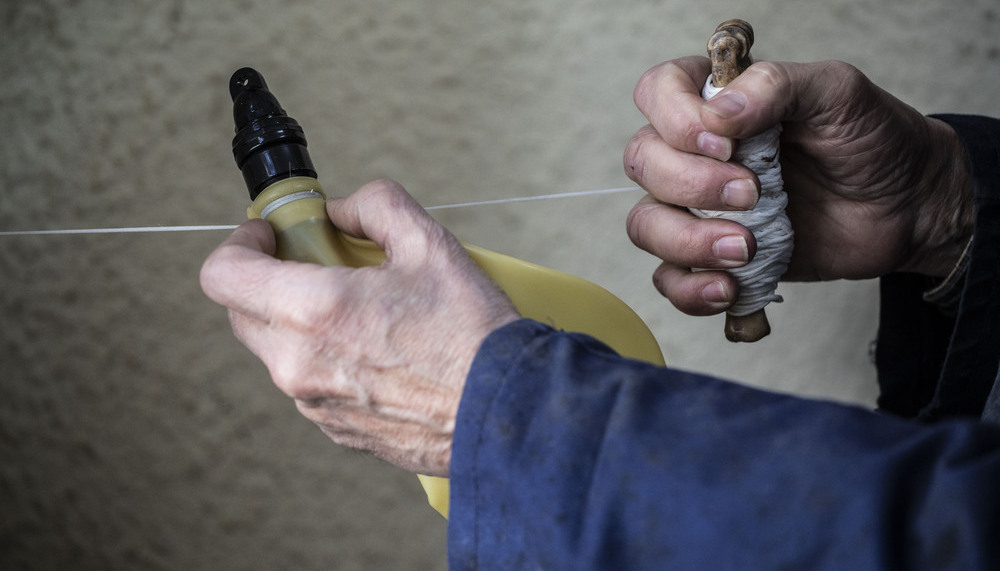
[451,320,1000,569]
[449,116,1000,568]
[877,115,1000,424]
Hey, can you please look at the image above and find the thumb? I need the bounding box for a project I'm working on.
[700,60,861,139]
[326,178,456,264]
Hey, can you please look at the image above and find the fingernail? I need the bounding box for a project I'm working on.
[702,280,732,305]
[713,235,749,264]
[722,179,758,210]
[696,131,732,161]
[704,91,747,119]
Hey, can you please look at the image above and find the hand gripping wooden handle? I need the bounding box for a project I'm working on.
[707,19,772,343]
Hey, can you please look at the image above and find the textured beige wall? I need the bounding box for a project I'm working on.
[2,0,998,569]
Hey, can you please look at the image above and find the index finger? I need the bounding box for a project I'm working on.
[633,56,732,161]
[199,218,286,317]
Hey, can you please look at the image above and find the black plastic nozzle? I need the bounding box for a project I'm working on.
[230,67,317,199]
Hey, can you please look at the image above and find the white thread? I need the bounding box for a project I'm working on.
[0,186,642,236]
[424,186,641,211]
[690,77,793,317]
[0,224,241,236]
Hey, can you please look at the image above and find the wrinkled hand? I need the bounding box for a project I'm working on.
[624,56,973,316]
[200,180,520,477]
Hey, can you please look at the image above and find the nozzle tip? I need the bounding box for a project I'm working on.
[229,67,268,101]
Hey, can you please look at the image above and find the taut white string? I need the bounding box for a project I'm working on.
[0,186,641,237]
[689,77,794,317]
[0,225,243,236]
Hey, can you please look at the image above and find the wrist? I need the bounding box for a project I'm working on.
[902,117,975,277]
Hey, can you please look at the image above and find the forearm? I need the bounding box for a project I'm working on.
[449,320,1000,569]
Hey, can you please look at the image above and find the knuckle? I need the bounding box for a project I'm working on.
[819,61,872,104]
[652,264,730,317]
[747,60,791,94]
[623,128,653,184]
[267,351,329,402]
[679,117,706,151]
[651,264,690,309]
[294,293,345,338]
[199,246,257,308]
[625,201,654,246]
[363,178,407,197]
[198,247,236,297]
[198,253,224,297]
[351,178,415,220]
[634,60,691,110]
[671,177,708,209]
[675,219,707,256]
[268,358,304,398]
[357,179,409,212]
[633,64,660,110]
[821,60,865,85]
[669,217,716,266]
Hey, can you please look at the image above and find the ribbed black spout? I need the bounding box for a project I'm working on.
[230,67,317,199]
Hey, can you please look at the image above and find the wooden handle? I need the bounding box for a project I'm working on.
[707,19,771,343]
[707,19,754,88]
[724,309,769,342]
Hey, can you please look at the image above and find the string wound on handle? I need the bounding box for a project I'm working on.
[698,19,793,343]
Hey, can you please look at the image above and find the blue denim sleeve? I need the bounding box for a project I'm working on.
[448,319,1000,570]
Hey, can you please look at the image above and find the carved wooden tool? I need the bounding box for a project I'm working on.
[707,19,773,343]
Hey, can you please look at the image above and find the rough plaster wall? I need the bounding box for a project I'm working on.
[1,0,998,569]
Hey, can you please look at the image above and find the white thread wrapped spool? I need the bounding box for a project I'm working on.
[690,78,794,318]
[690,19,794,342]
